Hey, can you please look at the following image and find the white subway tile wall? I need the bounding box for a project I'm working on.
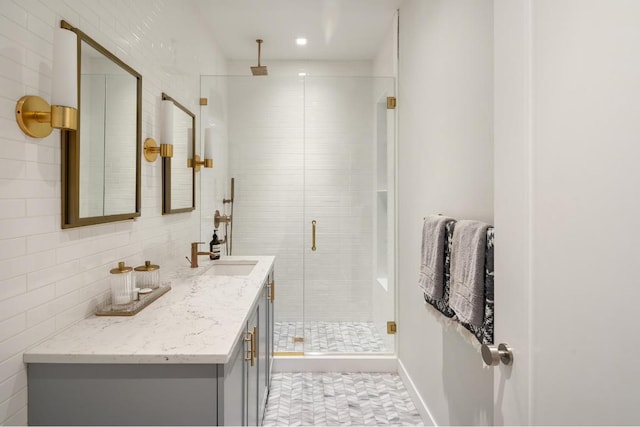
[0,1,227,424]
[226,75,374,322]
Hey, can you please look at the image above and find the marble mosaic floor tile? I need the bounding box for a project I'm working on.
[274,321,388,353]
[263,372,425,426]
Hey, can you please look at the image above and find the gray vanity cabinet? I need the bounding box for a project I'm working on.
[257,281,269,422]
[267,270,274,387]
[266,270,276,390]
[245,306,259,426]
[247,275,273,425]
[219,333,245,426]
[28,363,218,426]
[28,268,275,426]
[221,270,274,426]
[262,270,275,401]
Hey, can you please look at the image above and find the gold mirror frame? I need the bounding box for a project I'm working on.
[162,92,196,214]
[61,21,142,228]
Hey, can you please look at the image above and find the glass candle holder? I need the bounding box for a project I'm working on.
[110,261,134,306]
[134,260,160,290]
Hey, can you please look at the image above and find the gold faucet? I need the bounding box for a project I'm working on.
[189,242,214,268]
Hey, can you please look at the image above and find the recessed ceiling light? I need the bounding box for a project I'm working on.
[298,72,307,76]
[296,38,307,46]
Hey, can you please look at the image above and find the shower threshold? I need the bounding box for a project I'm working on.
[272,352,397,373]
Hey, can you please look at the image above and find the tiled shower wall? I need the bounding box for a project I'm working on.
[227,76,306,322]
[303,77,374,322]
[0,1,226,424]
[224,65,375,322]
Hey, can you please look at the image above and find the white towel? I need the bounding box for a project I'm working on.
[418,215,455,300]
[449,220,490,327]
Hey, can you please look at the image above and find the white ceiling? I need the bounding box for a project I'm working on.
[192,0,402,61]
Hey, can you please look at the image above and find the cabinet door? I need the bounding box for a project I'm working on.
[258,282,268,422]
[267,270,274,387]
[245,308,259,426]
[221,335,245,426]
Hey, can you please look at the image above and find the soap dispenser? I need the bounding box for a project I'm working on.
[210,230,221,260]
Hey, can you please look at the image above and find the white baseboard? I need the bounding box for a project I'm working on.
[273,354,397,372]
[397,358,437,426]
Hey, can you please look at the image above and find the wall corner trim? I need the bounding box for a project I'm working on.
[398,358,438,426]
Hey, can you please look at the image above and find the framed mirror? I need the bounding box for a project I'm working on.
[161,93,196,214]
[61,21,142,228]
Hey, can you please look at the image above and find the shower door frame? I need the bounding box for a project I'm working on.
[300,76,397,357]
[199,75,397,360]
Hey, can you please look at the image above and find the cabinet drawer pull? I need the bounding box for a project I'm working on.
[251,326,257,366]
[244,331,253,364]
[270,280,275,303]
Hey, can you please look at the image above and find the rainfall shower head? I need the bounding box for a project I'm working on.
[250,39,268,76]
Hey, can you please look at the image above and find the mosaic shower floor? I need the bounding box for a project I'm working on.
[263,372,424,426]
[274,321,389,353]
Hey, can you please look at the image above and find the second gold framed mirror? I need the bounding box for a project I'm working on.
[161,92,196,214]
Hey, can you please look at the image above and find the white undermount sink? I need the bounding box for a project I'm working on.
[203,260,258,276]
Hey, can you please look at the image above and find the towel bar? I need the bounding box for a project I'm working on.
[423,213,445,220]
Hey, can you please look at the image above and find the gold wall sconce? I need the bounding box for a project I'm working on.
[188,155,213,172]
[15,22,78,138]
[143,137,173,162]
[143,100,175,163]
[188,126,214,172]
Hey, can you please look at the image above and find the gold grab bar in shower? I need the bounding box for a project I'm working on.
[311,220,317,251]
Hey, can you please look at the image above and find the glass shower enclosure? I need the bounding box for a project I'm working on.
[200,75,395,356]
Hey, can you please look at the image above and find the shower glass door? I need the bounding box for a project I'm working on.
[200,75,395,355]
[302,77,396,354]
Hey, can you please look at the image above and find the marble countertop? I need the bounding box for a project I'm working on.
[23,256,274,365]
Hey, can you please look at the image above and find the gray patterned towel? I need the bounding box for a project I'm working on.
[449,220,490,327]
[419,215,455,300]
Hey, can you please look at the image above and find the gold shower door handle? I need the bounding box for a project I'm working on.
[311,220,317,251]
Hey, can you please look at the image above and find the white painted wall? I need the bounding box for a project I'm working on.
[0,1,226,424]
[397,0,494,425]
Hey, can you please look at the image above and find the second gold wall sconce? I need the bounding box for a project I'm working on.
[189,155,213,172]
[188,126,214,172]
[15,22,78,138]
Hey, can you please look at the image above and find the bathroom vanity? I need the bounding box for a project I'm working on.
[24,256,275,426]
